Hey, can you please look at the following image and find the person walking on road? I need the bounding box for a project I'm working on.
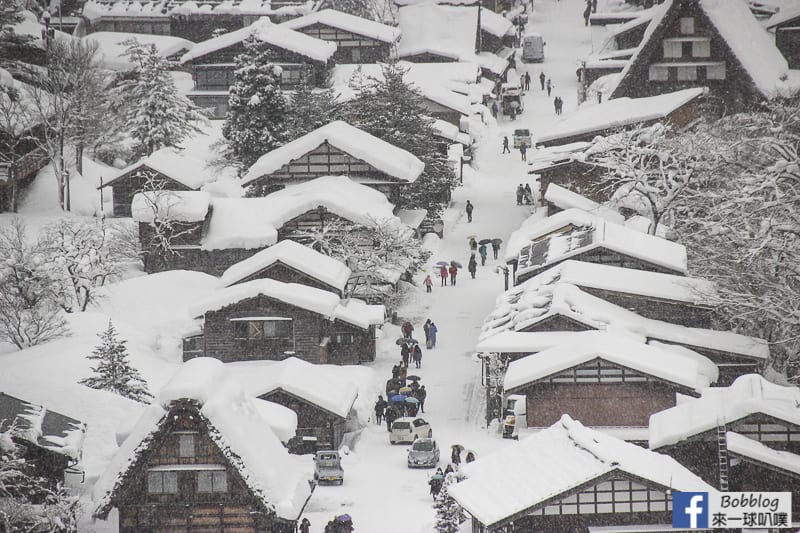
[539,71,545,90]
[424,274,433,293]
[417,385,427,412]
[520,143,527,161]
[374,395,387,424]
[449,263,458,285]
[401,321,414,339]
[479,243,488,266]
[491,241,500,259]
[423,318,432,344]
[429,322,438,348]
[465,200,474,223]
[524,184,534,205]
[502,135,510,154]
[516,184,524,205]
[468,255,477,279]
[412,344,422,368]
[524,72,531,91]
[439,265,448,286]
[546,78,553,96]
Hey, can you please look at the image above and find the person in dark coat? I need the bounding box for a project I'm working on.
[546,77,553,96]
[539,71,546,90]
[491,100,498,118]
[300,518,311,533]
[385,405,399,431]
[374,395,387,424]
[583,3,591,25]
[439,264,448,286]
[451,446,462,465]
[391,364,400,379]
[491,241,500,259]
[423,318,432,343]
[401,342,410,366]
[412,344,423,368]
[524,71,531,91]
[469,237,478,253]
[520,143,527,161]
[524,184,533,205]
[428,323,438,348]
[449,264,458,285]
[465,200,474,223]
[468,255,477,279]
[502,136,510,154]
[479,244,488,266]
[406,401,419,417]
[417,385,427,413]
[516,184,524,205]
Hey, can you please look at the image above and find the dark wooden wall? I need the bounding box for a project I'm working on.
[232,261,343,296]
[536,161,610,203]
[292,22,392,63]
[775,25,800,69]
[259,389,347,449]
[575,287,712,328]
[109,170,192,218]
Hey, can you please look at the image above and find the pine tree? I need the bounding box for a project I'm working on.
[80,320,152,403]
[112,40,204,156]
[223,36,290,171]
[433,472,465,533]
[286,75,341,139]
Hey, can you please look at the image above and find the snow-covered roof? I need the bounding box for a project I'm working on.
[506,209,613,263]
[503,331,716,393]
[242,121,424,185]
[726,431,800,476]
[93,358,312,521]
[448,414,716,529]
[131,191,212,223]
[515,219,687,281]
[230,357,358,419]
[474,330,598,354]
[765,4,800,29]
[191,278,384,329]
[545,185,625,221]
[536,88,704,145]
[219,239,351,291]
[103,147,221,190]
[432,119,472,145]
[649,374,800,449]
[83,32,194,71]
[202,176,401,251]
[280,9,401,43]
[180,17,337,64]
[420,85,473,116]
[594,7,657,55]
[82,0,314,19]
[0,392,86,461]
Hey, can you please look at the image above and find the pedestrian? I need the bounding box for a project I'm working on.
[491,100,498,118]
[449,263,458,285]
[509,100,518,120]
[539,71,545,90]
[491,241,500,259]
[440,264,448,286]
[410,379,420,393]
[468,255,477,279]
[412,343,422,368]
[546,77,553,96]
[479,243,488,266]
[300,518,311,533]
[516,184,524,205]
[451,446,462,465]
[519,74,525,92]
[374,395,387,424]
[465,200,474,223]
[424,273,433,293]
[423,318,432,344]
[429,322,438,348]
[407,401,419,417]
[557,96,564,115]
[402,321,414,339]
[400,342,410,366]
[469,237,478,253]
[417,385,427,412]
[524,184,533,205]
[553,96,559,114]
[398,361,408,381]
[392,363,400,379]
[466,451,476,463]
[520,143,527,161]
[385,405,398,431]
[584,3,591,25]
[429,470,443,498]
[524,71,531,91]
[502,135,510,154]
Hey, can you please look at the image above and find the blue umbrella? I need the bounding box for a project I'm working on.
[336,514,352,522]
[390,394,407,403]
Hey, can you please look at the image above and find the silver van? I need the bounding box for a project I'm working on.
[522,32,545,63]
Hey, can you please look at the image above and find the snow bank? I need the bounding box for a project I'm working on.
[181,17,336,64]
[649,374,800,449]
[449,414,716,529]
[83,32,194,71]
[252,399,297,443]
[219,239,352,292]
[280,9,401,43]
[242,121,424,185]
[131,190,211,223]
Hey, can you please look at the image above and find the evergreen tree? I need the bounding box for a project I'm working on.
[223,36,290,170]
[433,472,465,533]
[113,40,204,156]
[286,75,341,139]
[80,320,152,403]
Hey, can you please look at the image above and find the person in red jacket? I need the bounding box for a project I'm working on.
[439,265,448,286]
[449,264,458,286]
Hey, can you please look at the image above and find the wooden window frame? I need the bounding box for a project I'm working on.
[232,318,293,341]
[196,470,228,493]
[680,17,695,34]
[147,471,178,494]
[178,433,196,458]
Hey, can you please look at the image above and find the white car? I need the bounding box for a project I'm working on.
[390,417,432,444]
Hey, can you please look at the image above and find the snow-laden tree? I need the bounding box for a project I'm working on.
[79,320,152,402]
[434,472,465,533]
[285,75,340,140]
[40,218,120,312]
[0,218,68,349]
[343,62,457,218]
[594,123,704,235]
[112,39,204,157]
[223,36,290,171]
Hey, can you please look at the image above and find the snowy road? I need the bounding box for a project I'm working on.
[302,1,592,530]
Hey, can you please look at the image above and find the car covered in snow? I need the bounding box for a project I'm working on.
[313,450,344,485]
[390,417,432,444]
[407,438,440,468]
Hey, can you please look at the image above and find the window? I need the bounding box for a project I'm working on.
[648,65,669,81]
[662,40,682,58]
[197,470,228,493]
[280,66,305,86]
[692,39,710,58]
[233,319,293,341]
[179,434,195,457]
[680,17,695,34]
[332,332,357,344]
[147,471,178,494]
[706,63,726,80]
[677,65,697,81]
[351,48,361,63]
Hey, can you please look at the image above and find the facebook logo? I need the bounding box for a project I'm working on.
[673,492,709,528]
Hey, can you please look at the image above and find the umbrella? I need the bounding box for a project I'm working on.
[451,444,465,452]
[406,375,421,381]
[405,397,419,404]
[336,514,352,522]
[435,260,449,267]
[399,386,413,394]
[395,337,406,345]
[390,394,407,403]
[478,238,492,245]
[432,473,444,480]
[492,238,503,245]
[405,338,419,345]
[450,260,463,268]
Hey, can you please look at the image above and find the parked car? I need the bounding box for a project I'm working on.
[313,450,344,485]
[407,438,440,468]
[390,417,432,444]
[521,31,545,63]
[513,129,532,149]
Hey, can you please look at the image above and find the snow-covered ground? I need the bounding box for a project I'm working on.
[0,0,605,530]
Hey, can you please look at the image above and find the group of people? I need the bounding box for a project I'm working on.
[427,447,476,499]
[467,237,500,278]
[516,183,534,205]
[518,71,532,92]
[436,262,460,286]
[553,95,564,115]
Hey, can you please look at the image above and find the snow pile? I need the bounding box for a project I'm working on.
[230,357,358,419]
[181,17,337,64]
[131,190,211,223]
[449,414,716,529]
[503,331,717,393]
[157,357,226,406]
[219,239,352,292]
[726,431,800,475]
[280,9,401,43]
[242,121,425,185]
[252,398,298,443]
[649,374,800,449]
[83,32,194,71]
[191,278,384,330]
[105,145,226,190]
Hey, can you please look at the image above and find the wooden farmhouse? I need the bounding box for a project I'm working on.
[503,332,716,436]
[180,18,336,117]
[0,392,85,487]
[241,121,425,202]
[766,7,800,69]
[650,374,800,519]
[418,86,474,128]
[219,239,352,297]
[536,87,704,147]
[280,9,400,64]
[186,278,384,364]
[449,415,717,533]
[530,156,612,204]
[513,220,687,285]
[100,149,219,218]
[233,357,359,451]
[609,0,791,113]
[92,358,313,533]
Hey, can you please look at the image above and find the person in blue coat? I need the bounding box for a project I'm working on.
[428,322,438,348]
[479,244,488,266]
